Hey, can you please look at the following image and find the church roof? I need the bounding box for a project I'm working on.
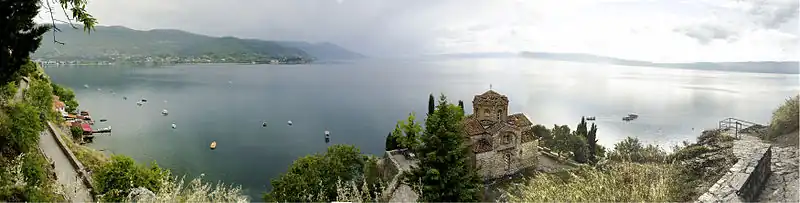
[473,90,509,106]
[464,117,486,136]
[472,138,493,153]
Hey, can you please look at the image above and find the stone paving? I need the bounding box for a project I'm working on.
[698,132,771,203]
[758,145,799,202]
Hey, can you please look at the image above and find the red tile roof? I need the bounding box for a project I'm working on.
[80,123,92,132]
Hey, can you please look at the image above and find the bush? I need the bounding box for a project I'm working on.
[69,126,83,141]
[606,137,668,164]
[0,103,45,156]
[768,95,799,139]
[0,81,16,103]
[264,144,382,202]
[506,162,680,202]
[23,79,53,114]
[0,153,62,202]
[93,155,169,202]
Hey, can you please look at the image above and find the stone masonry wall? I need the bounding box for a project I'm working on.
[519,140,538,169]
[697,134,772,202]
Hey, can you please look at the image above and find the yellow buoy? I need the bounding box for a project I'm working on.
[210,141,217,150]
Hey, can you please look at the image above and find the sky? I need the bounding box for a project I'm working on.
[36,0,798,62]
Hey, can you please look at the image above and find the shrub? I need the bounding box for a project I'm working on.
[126,174,249,203]
[768,95,799,139]
[0,103,45,155]
[93,155,169,202]
[607,137,668,164]
[69,126,83,141]
[0,81,16,103]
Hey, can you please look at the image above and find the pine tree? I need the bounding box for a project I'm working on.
[428,94,435,116]
[407,94,483,202]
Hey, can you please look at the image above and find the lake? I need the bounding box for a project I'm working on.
[43,58,799,199]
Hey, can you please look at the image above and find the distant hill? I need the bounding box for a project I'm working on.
[33,25,363,61]
[275,41,365,60]
[519,51,799,74]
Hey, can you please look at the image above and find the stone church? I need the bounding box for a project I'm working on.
[463,90,538,180]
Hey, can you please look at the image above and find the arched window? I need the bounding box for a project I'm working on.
[496,109,502,120]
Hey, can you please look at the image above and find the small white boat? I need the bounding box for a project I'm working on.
[136,101,143,106]
[262,122,267,127]
[162,109,169,116]
[97,88,102,91]
[83,84,89,88]
[325,130,330,136]
[210,141,217,150]
[171,123,177,129]
[228,81,233,84]
[287,120,293,126]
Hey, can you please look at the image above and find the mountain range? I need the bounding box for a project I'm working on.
[518,51,798,74]
[33,25,364,61]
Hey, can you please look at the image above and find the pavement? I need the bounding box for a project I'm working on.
[39,130,93,202]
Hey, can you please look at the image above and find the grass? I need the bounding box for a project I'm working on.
[58,133,108,172]
[505,162,679,202]
[767,95,799,140]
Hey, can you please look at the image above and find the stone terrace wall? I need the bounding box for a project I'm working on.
[697,134,772,202]
[47,122,97,200]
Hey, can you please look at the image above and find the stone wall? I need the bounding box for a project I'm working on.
[519,140,538,168]
[46,122,97,200]
[697,145,772,202]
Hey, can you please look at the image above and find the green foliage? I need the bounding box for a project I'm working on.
[384,132,400,151]
[768,95,799,139]
[427,94,435,116]
[0,103,45,156]
[457,100,465,113]
[550,124,572,155]
[406,94,483,202]
[21,152,50,188]
[0,81,16,103]
[93,155,169,202]
[264,144,379,202]
[607,137,668,164]
[70,126,83,141]
[51,83,79,113]
[507,162,681,202]
[587,123,600,163]
[531,124,553,146]
[0,0,50,83]
[24,79,53,115]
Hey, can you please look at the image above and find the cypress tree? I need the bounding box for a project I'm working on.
[587,123,599,163]
[457,100,465,113]
[407,94,483,202]
[428,94,435,116]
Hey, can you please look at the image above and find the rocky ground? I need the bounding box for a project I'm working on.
[758,145,799,202]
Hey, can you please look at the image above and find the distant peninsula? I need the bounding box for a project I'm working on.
[518,51,799,74]
[33,25,365,65]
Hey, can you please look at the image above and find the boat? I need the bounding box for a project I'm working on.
[141,98,148,103]
[287,120,293,126]
[586,116,596,121]
[83,84,89,88]
[93,126,112,133]
[136,101,143,106]
[210,141,217,150]
[325,130,330,137]
[99,119,108,122]
[162,109,169,116]
[228,81,233,84]
[171,123,177,129]
[123,96,127,100]
[623,117,634,121]
[628,113,639,119]
[262,122,267,127]
[97,88,102,91]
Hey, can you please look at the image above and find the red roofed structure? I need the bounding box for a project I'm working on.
[80,123,92,135]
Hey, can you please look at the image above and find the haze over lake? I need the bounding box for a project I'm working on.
[44,58,799,199]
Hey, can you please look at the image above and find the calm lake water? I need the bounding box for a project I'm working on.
[44,58,799,199]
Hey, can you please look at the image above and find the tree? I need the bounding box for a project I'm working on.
[406,94,483,202]
[51,83,78,112]
[1,0,96,83]
[457,100,465,114]
[384,132,400,151]
[93,155,169,202]
[587,123,599,163]
[393,112,422,151]
[427,94,435,116]
[264,145,378,202]
[575,117,588,139]
[0,103,45,156]
[551,125,571,155]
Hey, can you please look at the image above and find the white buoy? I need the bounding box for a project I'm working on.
[287,120,293,126]
[171,123,177,129]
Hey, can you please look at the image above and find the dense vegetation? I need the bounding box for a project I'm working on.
[533,117,605,164]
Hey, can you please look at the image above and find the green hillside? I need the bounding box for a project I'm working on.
[34,25,311,63]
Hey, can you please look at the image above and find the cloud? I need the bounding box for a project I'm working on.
[36,0,797,62]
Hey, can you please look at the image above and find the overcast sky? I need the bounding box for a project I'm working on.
[37,0,798,62]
